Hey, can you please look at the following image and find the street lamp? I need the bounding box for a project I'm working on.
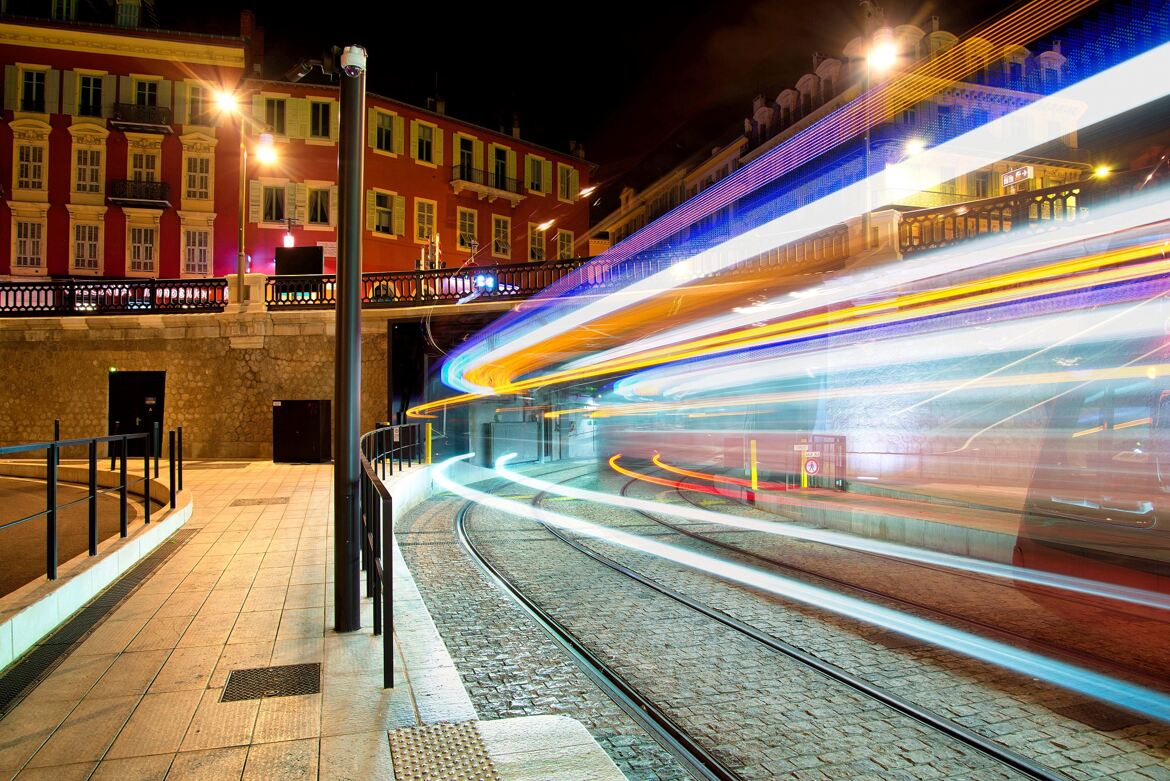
[215,90,277,306]
[862,27,896,252]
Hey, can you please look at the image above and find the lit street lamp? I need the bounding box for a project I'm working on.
[862,24,896,252]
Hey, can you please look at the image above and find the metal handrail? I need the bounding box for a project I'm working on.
[109,179,171,203]
[0,424,185,584]
[450,164,524,195]
[110,102,173,126]
[0,277,227,317]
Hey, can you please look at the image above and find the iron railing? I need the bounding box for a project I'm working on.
[110,102,173,127]
[450,164,524,195]
[265,260,590,310]
[0,423,184,585]
[109,179,170,205]
[358,422,428,689]
[0,277,228,317]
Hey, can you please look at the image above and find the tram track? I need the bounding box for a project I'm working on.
[455,463,1072,781]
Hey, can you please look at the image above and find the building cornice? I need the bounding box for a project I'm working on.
[0,21,245,68]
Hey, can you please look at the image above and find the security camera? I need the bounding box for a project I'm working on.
[340,46,367,77]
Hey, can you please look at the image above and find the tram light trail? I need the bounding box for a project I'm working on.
[435,454,1170,723]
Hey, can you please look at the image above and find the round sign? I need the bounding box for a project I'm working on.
[804,457,820,476]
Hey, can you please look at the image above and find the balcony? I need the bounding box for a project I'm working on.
[109,103,173,133]
[450,164,525,206]
[108,180,171,208]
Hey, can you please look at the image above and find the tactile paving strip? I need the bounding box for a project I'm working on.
[388,721,502,781]
[221,662,321,701]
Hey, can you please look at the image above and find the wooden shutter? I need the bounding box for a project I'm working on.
[45,70,60,113]
[367,109,377,148]
[506,149,517,181]
[158,79,171,111]
[173,82,187,124]
[119,76,132,103]
[291,98,310,138]
[473,139,484,171]
[295,183,308,223]
[62,71,76,116]
[433,128,444,166]
[331,101,340,141]
[2,66,16,112]
[101,75,116,117]
[365,189,376,231]
[409,120,418,160]
[393,195,406,236]
[329,185,338,226]
[251,94,265,134]
[542,159,552,194]
[247,181,261,223]
[571,168,581,198]
[285,182,299,221]
[393,116,404,155]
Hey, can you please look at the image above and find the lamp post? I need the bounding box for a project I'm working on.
[862,33,896,252]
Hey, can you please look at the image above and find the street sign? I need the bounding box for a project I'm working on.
[793,444,808,451]
[804,451,821,458]
[1001,166,1033,188]
[804,457,820,476]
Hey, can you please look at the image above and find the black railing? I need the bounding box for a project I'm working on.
[358,422,428,689]
[110,102,173,127]
[451,164,524,195]
[265,260,590,310]
[20,98,45,113]
[109,179,170,204]
[0,424,184,585]
[0,277,228,317]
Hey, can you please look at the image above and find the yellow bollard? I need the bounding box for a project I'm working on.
[426,422,433,464]
[800,451,808,489]
[749,439,758,492]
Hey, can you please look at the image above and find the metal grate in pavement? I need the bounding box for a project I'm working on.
[1053,700,1145,731]
[221,662,321,702]
[388,721,502,781]
[230,497,290,507]
[0,526,201,717]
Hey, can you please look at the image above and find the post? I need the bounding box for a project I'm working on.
[110,420,119,470]
[88,440,98,556]
[333,45,368,634]
[426,422,432,464]
[144,431,151,511]
[46,444,58,580]
[237,132,248,306]
[381,491,393,689]
[153,421,160,478]
[177,426,184,491]
[169,430,177,509]
[119,437,128,537]
[53,418,60,465]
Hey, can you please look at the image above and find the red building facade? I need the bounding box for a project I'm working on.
[0,15,593,281]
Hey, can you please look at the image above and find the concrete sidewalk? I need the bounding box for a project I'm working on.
[0,460,625,780]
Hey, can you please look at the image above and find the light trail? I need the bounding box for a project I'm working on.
[435,454,1170,723]
[649,453,791,491]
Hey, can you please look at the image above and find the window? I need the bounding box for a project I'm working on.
[556,230,574,260]
[131,152,157,182]
[558,164,574,201]
[21,70,45,113]
[493,147,508,188]
[375,112,394,152]
[310,102,331,139]
[129,226,155,272]
[374,193,394,235]
[79,75,103,117]
[308,188,330,225]
[492,215,510,257]
[186,156,210,200]
[187,85,208,125]
[528,223,545,262]
[115,0,140,27]
[184,229,210,275]
[135,80,157,107]
[457,208,477,250]
[74,223,100,270]
[263,186,285,222]
[416,124,434,163]
[974,171,991,199]
[265,98,286,135]
[52,0,77,19]
[76,148,102,193]
[15,220,44,268]
[415,199,435,242]
[528,156,544,191]
[17,144,45,190]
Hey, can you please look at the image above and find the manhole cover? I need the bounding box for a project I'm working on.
[230,497,290,507]
[388,721,501,781]
[1053,700,1144,731]
[221,663,320,702]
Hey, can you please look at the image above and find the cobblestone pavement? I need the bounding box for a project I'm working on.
[396,467,690,781]
[553,468,1170,780]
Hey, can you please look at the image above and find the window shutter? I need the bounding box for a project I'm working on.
[295,183,308,223]
[174,82,187,124]
[251,95,265,133]
[506,149,517,181]
[285,182,298,221]
[329,185,338,226]
[365,189,376,231]
[248,180,261,223]
[571,168,581,198]
[393,195,406,237]
[331,102,340,141]
[393,116,405,155]
[292,99,310,138]
[434,128,444,166]
[62,71,76,116]
[366,109,377,148]
[542,160,552,194]
[45,69,60,113]
[473,139,484,171]
[2,66,16,112]
[118,76,132,103]
[524,155,534,188]
[101,75,116,117]
[409,120,419,160]
[158,79,171,111]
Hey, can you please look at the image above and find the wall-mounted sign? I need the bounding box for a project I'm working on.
[1001,166,1033,188]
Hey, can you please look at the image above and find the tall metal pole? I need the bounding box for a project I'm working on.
[333,45,367,633]
[237,128,248,307]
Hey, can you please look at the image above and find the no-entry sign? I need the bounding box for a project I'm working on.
[803,457,821,476]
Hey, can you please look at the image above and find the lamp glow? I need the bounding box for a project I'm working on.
[1095,165,1112,177]
[283,232,295,248]
[214,90,238,114]
[904,138,925,156]
[537,220,555,232]
[867,40,897,72]
[256,133,277,165]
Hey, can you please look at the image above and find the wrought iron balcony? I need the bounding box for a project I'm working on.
[450,164,525,205]
[0,277,228,317]
[108,180,171,208]
[109,103,173,133]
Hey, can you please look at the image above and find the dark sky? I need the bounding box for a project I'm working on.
[160,0,1016,186]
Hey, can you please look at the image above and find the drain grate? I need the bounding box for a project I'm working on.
[1053,700,1145,731]
[388,721,502,781]
[221,662,320,702]
[230,497,289,507]
[0,526,201,717]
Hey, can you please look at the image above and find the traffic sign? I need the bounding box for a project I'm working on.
[804,457,821,476]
